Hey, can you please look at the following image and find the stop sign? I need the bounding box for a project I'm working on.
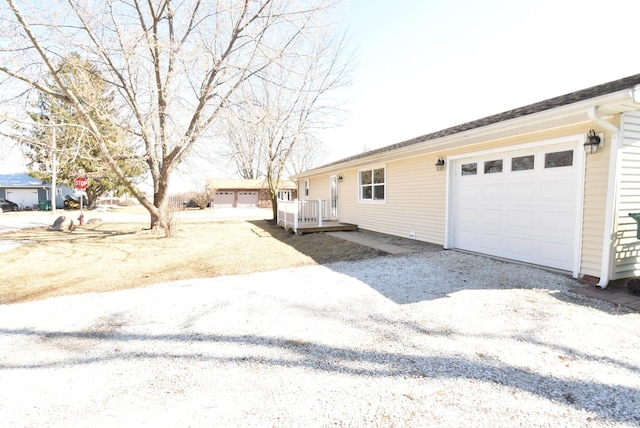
[74,176,89,190]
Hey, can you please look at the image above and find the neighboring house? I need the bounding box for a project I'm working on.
[0,173,76,209]
[291,73,640,288]
[206,179,297,208]
[0,173,51,209]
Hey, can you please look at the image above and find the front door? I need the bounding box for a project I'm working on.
[330,175,338,219]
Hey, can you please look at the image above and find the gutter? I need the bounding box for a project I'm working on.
[587,106,621,289]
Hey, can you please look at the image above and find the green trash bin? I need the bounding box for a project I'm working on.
[629,213,640,239]
[38,200,51,211]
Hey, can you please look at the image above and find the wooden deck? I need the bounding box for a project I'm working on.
[287,221,358,235]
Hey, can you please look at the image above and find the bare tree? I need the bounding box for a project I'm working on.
[0,0,342,229]
[221,29,350,218]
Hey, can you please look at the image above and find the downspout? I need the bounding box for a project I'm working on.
[587,106,621,288]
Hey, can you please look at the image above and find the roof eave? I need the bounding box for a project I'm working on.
[294,87,640,178]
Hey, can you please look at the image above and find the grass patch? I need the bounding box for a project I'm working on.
[0,217,385,304]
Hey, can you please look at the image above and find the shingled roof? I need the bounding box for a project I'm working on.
[316,73,640,170]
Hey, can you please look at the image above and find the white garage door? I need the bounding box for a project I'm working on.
[6,189,39,209]
[214,191,235,208]
[237,191,258,208]
[451,143,581,271]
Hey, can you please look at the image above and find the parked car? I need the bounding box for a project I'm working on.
[0,198,18,212]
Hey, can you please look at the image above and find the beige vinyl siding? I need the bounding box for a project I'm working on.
[301,175,331,200]
[337,155,446,244]
[613,111,640,279]
[579,129,613,277]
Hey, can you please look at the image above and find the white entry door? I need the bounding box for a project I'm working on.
[451,142,582,271]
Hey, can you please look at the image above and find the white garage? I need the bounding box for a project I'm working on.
[237,191,258,208]
[6,189,39,209]
[450,140,583,272]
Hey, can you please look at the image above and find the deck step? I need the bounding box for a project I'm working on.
[295,223,358,235]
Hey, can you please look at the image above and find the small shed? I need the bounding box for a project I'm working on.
[206,178,297,208]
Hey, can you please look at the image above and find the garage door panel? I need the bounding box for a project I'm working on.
[214,192,234,208]
[507,182,536,200]
[481,209,503,226]
[506,237,536,258]
[452,143,579,271]
[481,183,504,199]
[541,180,574,202]
[478,233,504,251]
[539,211,574,233]
[538,241,573,269]
[237,191,258,207]
[458,183,481,201]
[506,209,535,228]
[6,189,38,209]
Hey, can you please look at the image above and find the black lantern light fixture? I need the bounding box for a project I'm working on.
[584,129,601,154]
[435,157,446,171]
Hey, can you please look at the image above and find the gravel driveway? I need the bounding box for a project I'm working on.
[1,249,639,427]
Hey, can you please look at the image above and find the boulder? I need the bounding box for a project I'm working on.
[86,218,103,225]
[51,216,74,232]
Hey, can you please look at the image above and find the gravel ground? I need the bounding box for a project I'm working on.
[1,250,639,427]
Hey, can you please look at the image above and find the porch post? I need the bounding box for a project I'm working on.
[318,199,323,227]
[293,199,299,232]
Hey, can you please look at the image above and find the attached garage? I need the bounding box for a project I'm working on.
[6,188,39,209]
[450,139,583,272]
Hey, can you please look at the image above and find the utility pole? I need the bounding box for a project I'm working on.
[51,124,57,216]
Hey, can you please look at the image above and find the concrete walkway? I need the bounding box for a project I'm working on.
[327,231,424,255]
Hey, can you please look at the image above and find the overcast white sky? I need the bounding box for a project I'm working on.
[2,0,640,189]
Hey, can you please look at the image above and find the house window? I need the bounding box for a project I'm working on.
[484,159,503,174]
[461,163,477,176]
[304,180,309,197]
[545,150,573,168]
[278,190,291,201]
[512,155,535,171]
[360,167,385,201]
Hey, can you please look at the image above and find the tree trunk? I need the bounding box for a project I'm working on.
[271,193,278,221]
[149,179,170,230]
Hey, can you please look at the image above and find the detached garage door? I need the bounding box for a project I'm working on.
[214,191,235,208]
[451,143,581,271]
[6,189,38,209]
[237,191,258,208]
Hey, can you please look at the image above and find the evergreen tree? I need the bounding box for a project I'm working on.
[24,53,144,208]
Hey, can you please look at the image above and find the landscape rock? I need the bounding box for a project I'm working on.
[51,216,74,231]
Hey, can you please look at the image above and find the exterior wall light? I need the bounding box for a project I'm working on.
[584,129,602,154]
[337,174,343,181]
[435,157,446,171]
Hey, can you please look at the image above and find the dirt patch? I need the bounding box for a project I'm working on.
[0,218,385,304]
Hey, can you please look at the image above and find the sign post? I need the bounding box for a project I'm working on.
[74,176,89,225]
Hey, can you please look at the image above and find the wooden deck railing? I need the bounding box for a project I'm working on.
[277,199,329,233]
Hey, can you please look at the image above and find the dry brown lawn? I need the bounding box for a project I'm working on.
[0,216,385,304]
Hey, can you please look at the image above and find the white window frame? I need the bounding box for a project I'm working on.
[358,165,386,203]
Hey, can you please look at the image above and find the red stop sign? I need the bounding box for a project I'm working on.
[74,176,89,190]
